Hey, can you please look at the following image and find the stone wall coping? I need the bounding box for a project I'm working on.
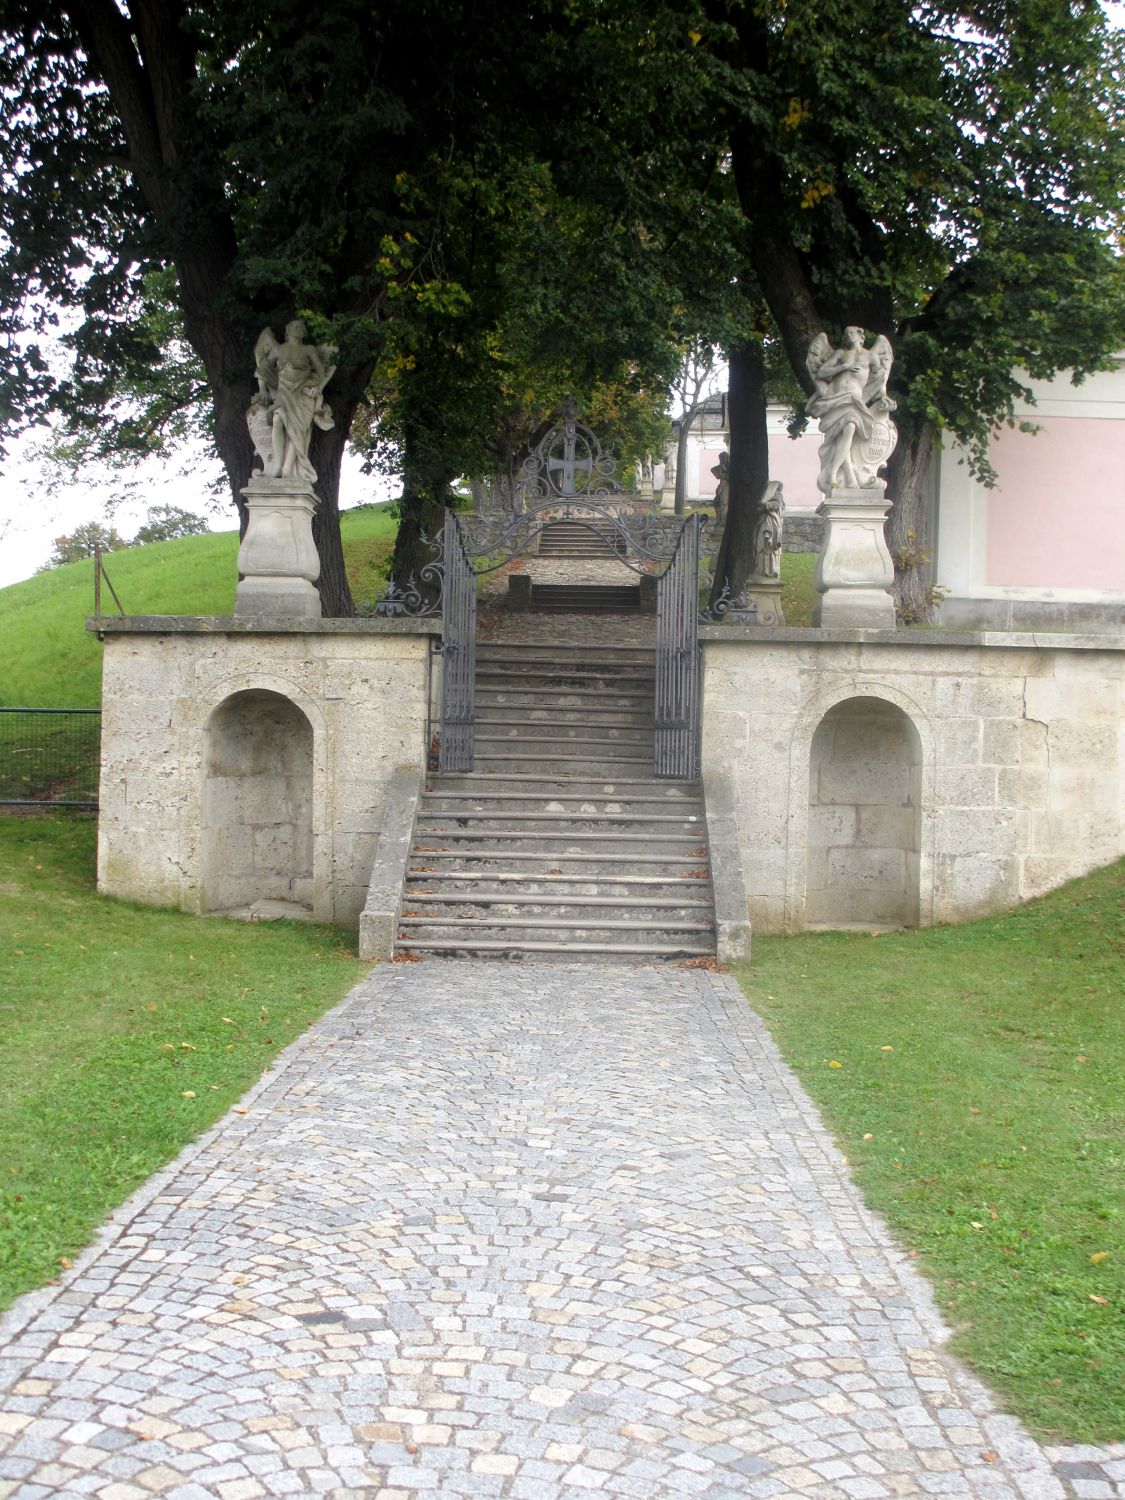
[87,615,1123,652]
[87,614,441,638]
[700,624,1125,652]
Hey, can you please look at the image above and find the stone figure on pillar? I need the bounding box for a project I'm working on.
[751,481,784,578]
[710,450,730,528]
[806,327,897,493]
[248,321,337,484]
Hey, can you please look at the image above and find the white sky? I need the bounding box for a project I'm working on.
[0,428,398,588]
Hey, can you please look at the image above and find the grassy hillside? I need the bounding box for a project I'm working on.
[0,506,398,707]
[1,508,818,709]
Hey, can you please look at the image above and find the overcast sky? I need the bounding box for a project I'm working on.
[0,428,397,589]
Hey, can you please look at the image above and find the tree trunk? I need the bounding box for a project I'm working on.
[673,414,694,516]
[708,341,769,612]
[389,423,456,605]
[309,420,354,618]
[885,417,938,623]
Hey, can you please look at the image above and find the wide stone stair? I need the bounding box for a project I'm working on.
[537,519,625,558]
[531,521,640,611]
[396,643,716,960]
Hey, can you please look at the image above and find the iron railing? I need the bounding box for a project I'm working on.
[654,514,703,779]
[0,708,101,808]
[438,511,477,772]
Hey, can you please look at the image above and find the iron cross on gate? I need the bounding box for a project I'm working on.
[546,416,593,496]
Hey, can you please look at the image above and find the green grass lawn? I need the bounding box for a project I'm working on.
[781,549,816,625]
[737,860,1125,1444]
[1,507,807,710]
[0,505,399,708]
[0,816,367,1311]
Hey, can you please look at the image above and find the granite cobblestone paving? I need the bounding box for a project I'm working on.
[0,963,1119,1499]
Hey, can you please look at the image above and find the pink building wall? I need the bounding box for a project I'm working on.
[985,417,1125,589]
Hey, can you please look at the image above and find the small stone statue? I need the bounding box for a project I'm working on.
[248,320,337,484]
[711,450,730,528]
[806,327,897,493]
[751,480,784,578]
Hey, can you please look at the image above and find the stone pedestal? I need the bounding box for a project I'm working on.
[812,486,895,629]
[740,579,785,626]
[506,573,532,610]
[236,479,321,618]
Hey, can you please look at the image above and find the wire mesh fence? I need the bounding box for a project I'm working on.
[0,709,101,808]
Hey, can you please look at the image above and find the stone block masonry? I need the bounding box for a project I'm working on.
[701,627,1125,933]
[94,617,436,926]
[93,614,1124,937]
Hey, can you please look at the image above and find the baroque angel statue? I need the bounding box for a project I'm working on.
[806,327,897,493]
[247,320,337,484]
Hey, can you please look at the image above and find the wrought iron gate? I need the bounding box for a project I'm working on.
[378,503,705,778]
[654,513,702,779]
[438,510,477,771]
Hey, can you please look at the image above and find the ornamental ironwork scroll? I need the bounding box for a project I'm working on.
[514,400,624,508]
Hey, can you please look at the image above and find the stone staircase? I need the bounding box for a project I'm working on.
[529,522,641,611]
[532,581,641,611]
[537,519,625,558]
[396,643,716,961]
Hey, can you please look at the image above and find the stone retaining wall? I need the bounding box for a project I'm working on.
[701,628,1124,932]
[94,614,1123,940]
[95,618,435,925]
[781,513,824,553]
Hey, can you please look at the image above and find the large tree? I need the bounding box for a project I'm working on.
[697,0,1125,617]
[0,0,562,614]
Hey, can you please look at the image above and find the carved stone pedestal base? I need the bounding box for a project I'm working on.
[740,579,785,626]
[235,480,321,619]
[812,486,895,630]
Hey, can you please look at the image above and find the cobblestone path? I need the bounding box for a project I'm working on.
[1,964,1119,1499]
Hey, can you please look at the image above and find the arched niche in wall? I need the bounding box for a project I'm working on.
[202,689,314,916]
[806,696,922,929]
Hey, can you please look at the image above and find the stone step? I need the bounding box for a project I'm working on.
[536,543,625,558]
[429,773,698,796]
[471,756,655,775]
[412,833,704,853]
[401,891,711,909]
[532,586,641,611]
[475,666,656,686]
[471,739,654,757]
[416,810,702,829]
[476,641,654,654]
[393,938,715,960]
[474,712,654,732]
[405,871,707,888]
[422,791,704,812]
[473,731,653,751]
[473,712,654,733]
[475,647,654,666]
[407,849,709,867]
[398,917,714,942]
[476,683,655,702]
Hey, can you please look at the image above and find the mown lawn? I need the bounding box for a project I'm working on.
[0,816,367,1311]
[0,505,399,708]
[737,860,1124,1443]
